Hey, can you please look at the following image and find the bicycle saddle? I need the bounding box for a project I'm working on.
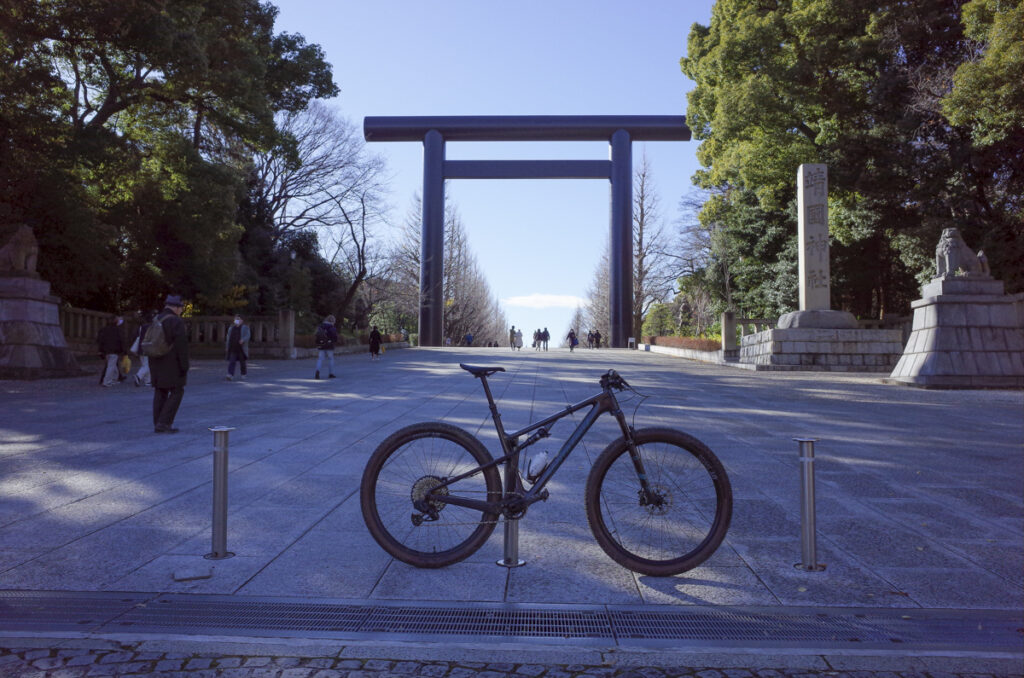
[459,363,506,377]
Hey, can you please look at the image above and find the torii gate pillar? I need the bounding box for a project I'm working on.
[364,116,690,348]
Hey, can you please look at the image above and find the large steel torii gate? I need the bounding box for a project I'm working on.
[363,115,691,348]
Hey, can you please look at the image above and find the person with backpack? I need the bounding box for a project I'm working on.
[541,327,550,351]
[225,314,250,381]
[566,328,579,352]
[148,294,189,433]
[314,314,338,379]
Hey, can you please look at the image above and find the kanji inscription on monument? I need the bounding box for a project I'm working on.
[798,163,829,310]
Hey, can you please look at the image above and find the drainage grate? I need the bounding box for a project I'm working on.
[362,606,613,638]
[1,591,1020,653]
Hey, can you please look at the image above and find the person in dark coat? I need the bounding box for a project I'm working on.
[97,315,126,387]
[368,325,383,361]
[150,294,190,433]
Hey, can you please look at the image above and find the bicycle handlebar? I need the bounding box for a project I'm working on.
[600,369,630,391]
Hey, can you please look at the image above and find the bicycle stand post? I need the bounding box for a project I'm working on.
[205,426,236,561]
[496,516,526,568]
[794,437,825,572]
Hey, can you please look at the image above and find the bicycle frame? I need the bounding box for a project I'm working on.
[424,374,637,516]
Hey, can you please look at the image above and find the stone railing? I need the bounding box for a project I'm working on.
[186,310,295,358]
[59,307,120,356]
[720,312,773,360]
[59,307,297,359]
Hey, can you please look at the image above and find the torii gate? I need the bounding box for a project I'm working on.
[363,115,691,348]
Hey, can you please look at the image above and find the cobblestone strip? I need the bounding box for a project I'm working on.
[0,646,1016,678]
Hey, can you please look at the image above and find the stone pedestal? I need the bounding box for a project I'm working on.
[740,328,904,372]
[886,276,1024,389]
[0,275,82,379]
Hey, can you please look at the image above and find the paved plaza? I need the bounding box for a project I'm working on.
[0,347,1021,676]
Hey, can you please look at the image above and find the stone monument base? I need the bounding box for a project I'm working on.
[0,276,83,379]
[885,276,1024,389]
[776,309,858,329]
[740,328,904,372]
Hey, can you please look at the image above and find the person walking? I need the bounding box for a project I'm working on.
[314,314,338,379]
[97,315,126,387]
[541,327,550,351]
[587,331,594,349]
[368,325,383,361]
[566,328,578,352]
[132,311,154,387]
[514,328,523,350]
[509,325,516,350]
[150,295,189,433]
[593,330,602,348]
[225,314,250,381]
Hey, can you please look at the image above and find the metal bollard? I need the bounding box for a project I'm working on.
[496,517,526,568]
[794,437,825,571]
[204,426,236,560]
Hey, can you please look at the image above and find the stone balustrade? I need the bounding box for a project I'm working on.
[59,307,297,359]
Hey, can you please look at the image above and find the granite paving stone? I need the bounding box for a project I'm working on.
[0,348,1021,676]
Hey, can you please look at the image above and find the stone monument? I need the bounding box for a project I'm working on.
[0,224,82,379]
[739,164,903,371]
[886,227,1024,389]
[776,164,857,330]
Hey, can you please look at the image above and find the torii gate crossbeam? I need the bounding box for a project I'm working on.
[363,115,690,348]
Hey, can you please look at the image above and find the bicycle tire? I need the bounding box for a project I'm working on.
[360,422,501,568]
[585,427,732,576]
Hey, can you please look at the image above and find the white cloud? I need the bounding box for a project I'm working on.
[502,294,586,309]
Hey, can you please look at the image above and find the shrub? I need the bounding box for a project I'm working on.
[648,335,720,352]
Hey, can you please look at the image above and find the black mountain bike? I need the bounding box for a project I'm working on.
[359,364,732,576]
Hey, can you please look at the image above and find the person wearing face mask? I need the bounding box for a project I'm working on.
[225,314,250,381]
[97,315,126,387]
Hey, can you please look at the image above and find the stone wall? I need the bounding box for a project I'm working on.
[740,328,904,372]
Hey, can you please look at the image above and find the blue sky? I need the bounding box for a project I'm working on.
[273,0,716,338]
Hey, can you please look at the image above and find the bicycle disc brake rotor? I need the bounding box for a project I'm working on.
[410,475,449,518]
[639,482,672,515]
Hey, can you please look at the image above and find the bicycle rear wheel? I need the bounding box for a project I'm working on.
[585,427,732,576]
[360,422,501,568]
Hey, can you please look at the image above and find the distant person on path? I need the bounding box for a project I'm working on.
[587,331,594,349]
[150,295,189,433]
[509,325,516,350]
[533,329,541,350]
[132,311,154,387]
[541,327,550,350]
[400,327,409,342]
[225,314,250,381]
[593,330,602,348]
[97,315,126,387]
[567,329,578,352]
[314,315,338,379]
[514,328,523,350]
[369,325,383,360]
[464,331,473,346]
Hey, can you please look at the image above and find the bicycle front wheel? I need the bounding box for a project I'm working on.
[360,422,501,568]
[585,427,732,576]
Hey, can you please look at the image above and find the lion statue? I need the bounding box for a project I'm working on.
[0,224,39,274]
[935,227,987,278]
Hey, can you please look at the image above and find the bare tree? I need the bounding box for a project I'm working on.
[583,245,610,341]
[389,192,508,345]
[251,101,388,321]
[253,101,387,246]
[632,153,675,338]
